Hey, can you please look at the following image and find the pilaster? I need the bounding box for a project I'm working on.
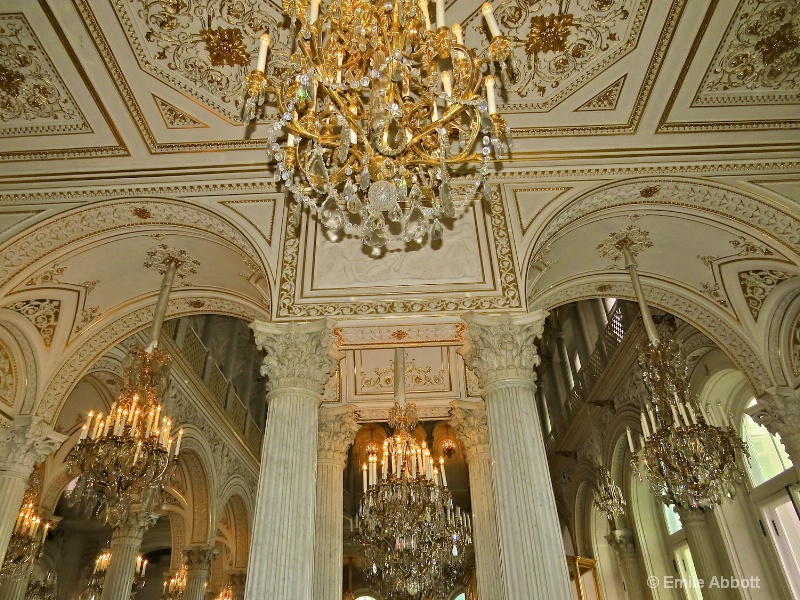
[606,529,648,600]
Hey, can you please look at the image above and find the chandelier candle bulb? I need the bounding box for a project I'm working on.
[647,405,657,431]
[677,402,689,427]
[309,0,321,24]
[452,23,463,44]
[441,71,452,97]
[175,429,183,456]
[257,33,271,72]
[419,0,432,31]
[435,0,445,30]
[485,75,497,114]
[80,424,88,441]
[640,413,650,438]
[439,457,448,487]
[84,411,94,430]
[481,3,502,38]
[362,464,368,492]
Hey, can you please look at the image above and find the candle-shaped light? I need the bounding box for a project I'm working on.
[677,402,690,427]
[256,33,270,72]
[640,412,650,438]
[485,75,497,114]
[79,424,88,441]
[441,71,453,97]
[439,457,448,487]
[131,409,140,435]
[309,0,321,24]
[481,3,502,38]
[647,405,657,432]
[287,133,296,147]
[435,0,445,29]
[128,398,137,423]
[362,463,368,492]
[166,437,173,457]
[452,23,463,45]
[84,410,94,430]
[336,50,344,85]
[670,403,681,427]
[133,440,142,464]
[432,466,439,486]
[175,428,184,456]
[419,0,432,31]
[144,410,154,438]
[687,403,698,425]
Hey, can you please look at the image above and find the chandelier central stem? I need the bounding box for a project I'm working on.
[622,243,660,344]
[394,347,405,407]
[146,259,179,353]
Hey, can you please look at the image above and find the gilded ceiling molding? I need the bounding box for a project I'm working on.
[738,269,796,319]
[5,299,60,350]
[153,95,209,129]
[0,320,37,415]
[34,295,267,426]
[575,74,628,112]
[764,286,800,388]
[0,14,89,135]
[696,0,800,106]
[529,177,800,260]
[0,198,266,293]
[529,278,773,394]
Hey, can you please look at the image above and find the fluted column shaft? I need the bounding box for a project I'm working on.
[450,401,503,600]
[184,545,218,600]
[460,311,572,600]
[0,418,64,559]
[230,571,246,600]
[100,512,157,600]
[246,319,342,600]
[677,508,725,600]
[0,569,32,600]
[607,529,647,600]
[314,407,358,600]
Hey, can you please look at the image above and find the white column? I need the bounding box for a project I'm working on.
[606,529,648,600]
[99,510,158,600]
[450,400,503,600]
[0,417,65,560]
[459,311,573,600]
[676,507,726,600]
[0,568,32,600]
[314,405,359,600]
[183,545,218,600]
[753,387,800,480]
[246,319,342,600]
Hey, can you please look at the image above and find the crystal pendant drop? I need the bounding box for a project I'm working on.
[320,195,344,230]
[347,194,364,214]
[397,177,408,198]
[437,181,455,218]
[360,164,371,190]
[431,218,444,241]
[363,217,388,248]
[388,202,403,222]
[306,151,329,192]
[403,204,427,243]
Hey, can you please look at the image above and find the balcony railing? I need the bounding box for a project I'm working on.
[162,319,263,456]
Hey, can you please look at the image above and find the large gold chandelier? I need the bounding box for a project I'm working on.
[78,550,148,600]
[163,564,187,600]
[243,0,512,251]
[597,226,748,509]
[1,487,49,577]
[66,256,185,527]
[355,349,472,599]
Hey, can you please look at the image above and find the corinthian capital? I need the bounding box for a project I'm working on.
[753,387,800,439]
[251,319,343,393]
[606,529,637,558]
[318,405,359,466]
[449,401,490,461]
[183,544,220,569]
[458,311,548,388]
[0,416,66,475]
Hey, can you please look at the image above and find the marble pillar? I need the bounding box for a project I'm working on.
[99,511,158,600]
[606,529,647,600]
[449,400,503,600]
[0,568,32,600]
[459,311,573,600]
[183,545,218,600]
[246,319,342,600]
[753,388,800,480]
[676,508,726,600]
[313,405,359,600]
[0,417,65,560]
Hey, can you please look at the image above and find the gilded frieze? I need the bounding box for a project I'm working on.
[696,0,800,105]
[738,269,794,319]
[7,298,60,349]
[0,14,89,135]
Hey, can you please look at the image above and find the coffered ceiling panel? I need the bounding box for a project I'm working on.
[0,0,126,160]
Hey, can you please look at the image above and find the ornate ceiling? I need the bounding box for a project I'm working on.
[0,0,799,416]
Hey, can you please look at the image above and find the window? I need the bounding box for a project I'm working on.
[742,399,793,486]
[356,596,378,600]
[663,504,682,535]
[603,297,617,315]
[453,595,466,600]
[674,543,704,600]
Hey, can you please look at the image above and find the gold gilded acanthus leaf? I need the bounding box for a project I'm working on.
[526,14,575,55]
[199,27,250,68]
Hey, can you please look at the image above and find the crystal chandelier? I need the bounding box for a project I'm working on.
[593,467,626,521]
[66,258,185,527]
[163,564,187,600]
[597,226,748,509]
[1,488,50,577]
[355,349,472,599]
[25,572,57,600]
[242,0,512,251]
[214,583,234,600]
[79,550,147,600]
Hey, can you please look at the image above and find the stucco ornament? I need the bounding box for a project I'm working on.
[458,311,548,387]
[251,319,342,393]
[317,405,359,465]
[449,401,490,460]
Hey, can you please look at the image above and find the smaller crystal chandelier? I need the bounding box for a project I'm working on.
[214,583,234,600]
[441,425,457,458]
[594,467,626,521]
[163,564,187,600]
[597,225,748,509]
[67,255,186,527]
[25,571,57,600]
[356,349,472,599]
[1,487,50,577]
[242,0,513,251]
[79,550,147,600]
